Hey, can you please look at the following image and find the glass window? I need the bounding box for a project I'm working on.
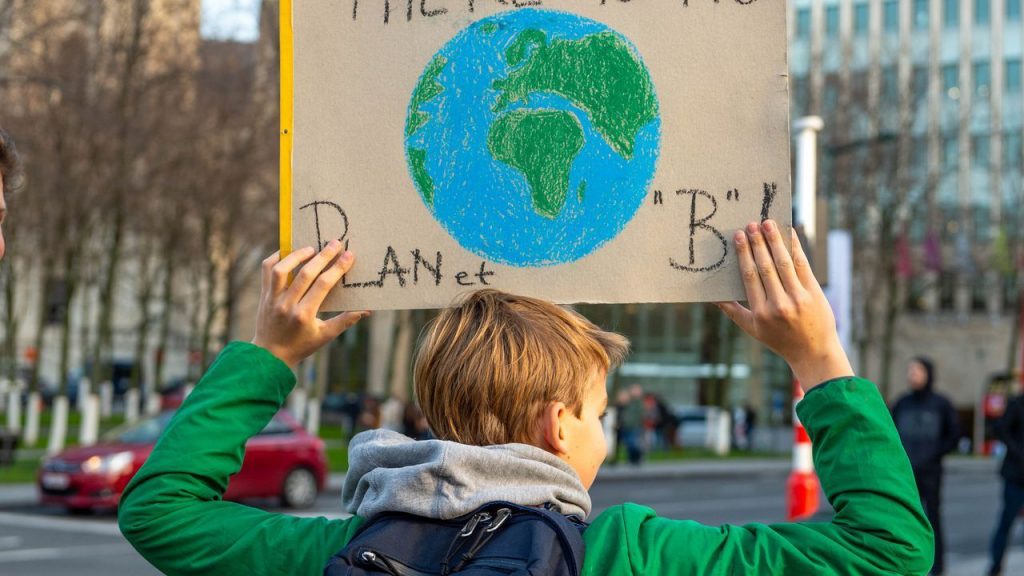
[975,61,991,96]
[914,0,930,28]
[913,66,930,105]
[1004,132,1022,167]
[943,63,960,98]
[796,8,811,39]
[854,2,870,35]
[791,76,809,116]
[1009,0,1022,21]
[882,66,899,106]
[884,0,900,32]
[943,135,960,168]
[975,0,990,25]
[826,5,841,36]
[823,74,841,115]
[973,134,990,166]
[911,136,928,172]
[1006,59,1021,93]
[945,0,960,27]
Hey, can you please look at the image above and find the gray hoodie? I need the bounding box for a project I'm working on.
[342,429,591,521]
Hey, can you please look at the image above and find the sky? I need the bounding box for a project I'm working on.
[201,0,261,43]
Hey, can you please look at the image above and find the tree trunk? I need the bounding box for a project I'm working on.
[56,249,80,398]
[154,249,176,390]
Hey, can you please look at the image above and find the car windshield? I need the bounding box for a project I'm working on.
[102,412,175,444]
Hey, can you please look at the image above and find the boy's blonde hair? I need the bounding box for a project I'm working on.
[414,289,630,446]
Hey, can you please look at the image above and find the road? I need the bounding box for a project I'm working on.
[0,463,1017,575]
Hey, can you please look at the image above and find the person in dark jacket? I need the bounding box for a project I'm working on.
[987,392,1024,576]
[891,356,960,576]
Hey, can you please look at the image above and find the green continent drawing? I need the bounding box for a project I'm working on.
[488,109,585,219]
[406,55,447,205]
[492,30,658,159]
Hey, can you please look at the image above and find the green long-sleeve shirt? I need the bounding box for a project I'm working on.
[119,342,933,575]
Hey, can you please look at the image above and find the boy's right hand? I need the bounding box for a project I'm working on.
[718,220,853,390]
[251,240,370,369]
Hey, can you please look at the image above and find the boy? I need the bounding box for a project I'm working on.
[119,220,933,575]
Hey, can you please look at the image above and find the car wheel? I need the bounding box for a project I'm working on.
[281,468,318,509]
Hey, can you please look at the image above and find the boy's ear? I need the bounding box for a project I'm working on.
[539,401,570,456]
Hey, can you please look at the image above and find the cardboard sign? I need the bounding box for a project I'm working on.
[281,0,791,310]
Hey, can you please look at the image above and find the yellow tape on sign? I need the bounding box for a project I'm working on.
[279,0,294,258]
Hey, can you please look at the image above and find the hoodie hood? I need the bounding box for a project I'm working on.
[342,429,591,521]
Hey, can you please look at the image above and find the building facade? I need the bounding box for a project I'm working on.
[788,0,1024,413]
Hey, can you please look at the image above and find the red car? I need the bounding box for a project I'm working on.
[38,410,327,512]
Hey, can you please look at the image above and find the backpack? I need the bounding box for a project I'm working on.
[323,501,587,576]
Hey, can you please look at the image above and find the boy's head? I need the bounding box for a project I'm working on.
[414,289,629,486]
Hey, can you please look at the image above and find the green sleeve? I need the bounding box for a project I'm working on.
[118,341,365,576]
[583,377,934,576]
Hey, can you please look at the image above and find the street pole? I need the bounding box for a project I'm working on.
[793,116,824,245]
[788,116,824,520]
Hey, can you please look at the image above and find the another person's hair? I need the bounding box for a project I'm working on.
[911,355,935,390]
[414,289,629,446]
[0,128,23,193]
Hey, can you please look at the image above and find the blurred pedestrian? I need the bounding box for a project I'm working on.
[744,404,758,451]
[0,127,23,261]
[620,384,646,465]
[609,389,631,465]
[986,390,1024,576]
[891,356,960,576]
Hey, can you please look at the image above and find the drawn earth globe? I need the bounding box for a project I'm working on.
[404,9,661,267]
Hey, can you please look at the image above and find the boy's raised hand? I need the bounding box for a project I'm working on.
[252,240,370,369]
[718,220,853,391]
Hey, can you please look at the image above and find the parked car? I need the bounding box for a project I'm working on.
[673,405,711,448]
[38,410,326,513]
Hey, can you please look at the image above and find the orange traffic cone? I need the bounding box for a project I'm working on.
[787,380,820,520]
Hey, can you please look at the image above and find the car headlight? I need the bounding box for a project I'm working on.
[81,451,134,475]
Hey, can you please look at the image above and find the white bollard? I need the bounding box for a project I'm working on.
[145,392,162,416]
[22,392,39,445]
[289,388,308,424]
[124,388,140,424]
[5,389,20,433]
[99,382,113,418]
[79,395,100,446]
[305,397,321,436]
[46,395,69,455]
[77,378,92,412]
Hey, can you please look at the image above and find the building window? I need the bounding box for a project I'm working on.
[975,61,991,97]
[1009,0,1022,21]
[1004,132,1022,167]
[943,135,960,168]
[826,5,840,37]
[913,66,930,104]
[791,76,809,116]
[914,0,930,28]
[911,136,928,172]
[795,8,811,39]
[943,63,960,98]
[945,0,960,28]
[975,0,990,25]
[972,134,990,167]
[881,65,899,107]
[1006,59,1021,94]
[854,2,870,35]
[824,78,840,116]
[884,0,900,32]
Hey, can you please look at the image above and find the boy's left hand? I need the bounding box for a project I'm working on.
[252,240,369,369]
